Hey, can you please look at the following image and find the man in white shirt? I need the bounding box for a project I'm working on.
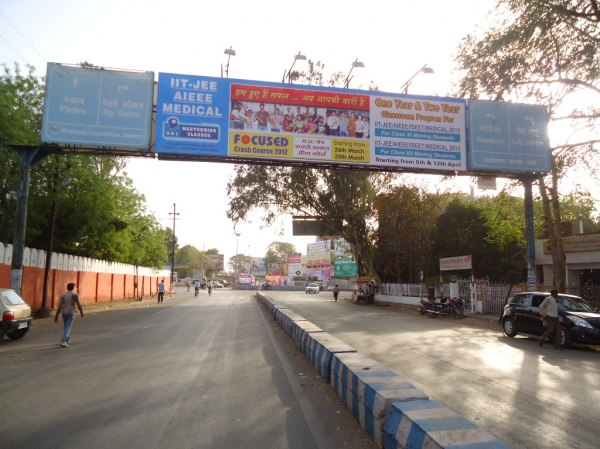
[538,289,564,349]
[326,111,340,136]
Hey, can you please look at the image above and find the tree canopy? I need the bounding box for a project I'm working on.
[0,63,168,268]
[454,0,600,290]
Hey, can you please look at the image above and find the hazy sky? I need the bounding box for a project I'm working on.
[1,0,499,263]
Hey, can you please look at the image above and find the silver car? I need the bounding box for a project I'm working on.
[305,283,319,294]
[0,288,33,341]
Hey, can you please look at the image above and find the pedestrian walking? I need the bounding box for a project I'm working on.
[538,289,564,350]
[333,285,340,302]
[170,279,176,296]
[157,279,165,304]
[368,280,377,304]
[54,283,84,347]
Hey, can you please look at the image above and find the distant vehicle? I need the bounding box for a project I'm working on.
[501,291,600,348]
[214,282,224,288]
[0,288,33,341]
[305,283,319,294]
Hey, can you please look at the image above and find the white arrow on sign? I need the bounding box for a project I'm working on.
[118,85,129,92]
[485,113,495,121]
[73,78,78,87]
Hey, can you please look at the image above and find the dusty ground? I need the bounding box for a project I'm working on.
[345,297,504,332]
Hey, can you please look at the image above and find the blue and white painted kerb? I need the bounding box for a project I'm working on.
[276,309,308,335]
[332,353,429,447]
[290,321,323,353]
[304,332,357,383]
[382,400,511,449]
[255,292,511,449]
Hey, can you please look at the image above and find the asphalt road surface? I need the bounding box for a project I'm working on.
[0,288,375,449]
[265,290,600,449]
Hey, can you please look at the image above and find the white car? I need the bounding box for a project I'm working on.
[305,283,319,294]
[214,282,224,288]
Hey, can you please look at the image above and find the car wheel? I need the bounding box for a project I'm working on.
[7,327,28,340]
[503,317,518,337]
[560,325,573,349]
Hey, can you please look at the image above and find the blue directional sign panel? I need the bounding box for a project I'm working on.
[42,63,154,149]
[468,100,550,173]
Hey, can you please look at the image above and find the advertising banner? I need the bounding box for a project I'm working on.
[333,237,352,258]
[288,263,304,277]
[250,257,266,275]
[207,254,224,270]
[440,255,472,271]
[239,273,252,284]
[42,63,154,149]
[155,73,467,171]
[334,258,358,278]
[307,240,331,255]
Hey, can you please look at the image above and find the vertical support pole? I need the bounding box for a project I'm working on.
[10,147,41,295]
[523,176,537,291]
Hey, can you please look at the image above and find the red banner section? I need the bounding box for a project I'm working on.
[231,84,370,111]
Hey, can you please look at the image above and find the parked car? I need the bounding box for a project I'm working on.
[305,283,319,294]
[501,291,600,348]
[0,288,33,341]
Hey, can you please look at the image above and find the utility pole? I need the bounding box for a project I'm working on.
[169,204,180,289]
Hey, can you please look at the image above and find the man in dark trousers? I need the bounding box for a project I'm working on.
[157,279,165,304]
[538,289,564,350]
[54,283,84,348]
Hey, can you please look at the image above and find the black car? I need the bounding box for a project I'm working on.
[501,291,600,348]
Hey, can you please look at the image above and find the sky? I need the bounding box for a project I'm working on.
[1,0,515,265]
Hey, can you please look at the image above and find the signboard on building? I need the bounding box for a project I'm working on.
[42,63,154,149]
[468,100,550,173]
[334,257,358,278]
[155,73,467,172]
[543,234,600,253]
[440,255,472,271]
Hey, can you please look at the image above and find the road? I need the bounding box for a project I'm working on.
[0,288,375,449]
[3,288,598,449]
[265,290,600,449]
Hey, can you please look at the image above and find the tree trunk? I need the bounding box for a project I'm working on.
[539,174,566,292]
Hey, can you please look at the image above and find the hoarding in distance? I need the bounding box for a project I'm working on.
[155,73,467,172]
[468,100,550,173]
[440,255,472,271]
[334,258,358,278]
[207,254,224,270]
[42,63,154,149]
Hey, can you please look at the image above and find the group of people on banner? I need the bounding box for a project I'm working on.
[230,102,370,138]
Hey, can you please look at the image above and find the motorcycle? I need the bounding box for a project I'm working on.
[419,296,465,319]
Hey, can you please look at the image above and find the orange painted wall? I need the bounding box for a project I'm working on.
[0,264,10,287]
[0,264,162,311]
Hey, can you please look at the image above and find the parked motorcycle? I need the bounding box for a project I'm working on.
[419,296,464,319]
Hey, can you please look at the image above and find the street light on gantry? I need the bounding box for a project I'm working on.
[222,47,236,78]
[283,51,307,83]
[344,58,365,89]
[400,64,434,94]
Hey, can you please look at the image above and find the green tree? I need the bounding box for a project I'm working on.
[0,62,169,267]
[374,186,449,283]
[265,242,297,266]
[454,0,600,290]
[228,253,251,276]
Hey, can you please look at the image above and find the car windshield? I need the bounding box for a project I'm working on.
[0,290,27,305]
[308,283,318,287]
[557,296,594,312]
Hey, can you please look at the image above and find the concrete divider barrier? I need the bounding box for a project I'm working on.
[382,399,511,449]
[333,353,429,447]
[255,292,511,449]
[290,321,323,354]
[304,332,357,383]
[276,309,307,334]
